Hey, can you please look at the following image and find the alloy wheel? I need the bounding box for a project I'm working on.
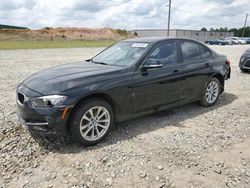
[205,81,219,104]
[79,106,110,141]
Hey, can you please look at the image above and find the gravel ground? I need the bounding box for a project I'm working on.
[0,45,250,188]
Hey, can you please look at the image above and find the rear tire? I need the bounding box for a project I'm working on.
[69,98,114,146]
[200,78,221,107]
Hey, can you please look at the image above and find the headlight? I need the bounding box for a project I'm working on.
[31,95,67,107]
[240,56,246,63]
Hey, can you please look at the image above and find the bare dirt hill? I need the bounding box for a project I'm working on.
[0,27,132,41]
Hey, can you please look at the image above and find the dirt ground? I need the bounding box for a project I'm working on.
[0,45,250,188]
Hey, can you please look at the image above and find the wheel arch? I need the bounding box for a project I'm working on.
[211,73,225,93]
[67,93,117,131]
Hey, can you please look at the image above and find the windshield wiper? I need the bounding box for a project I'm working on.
[94,62,108,65]
[91,59,108,65]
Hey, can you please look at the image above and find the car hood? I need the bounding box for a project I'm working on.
[23,61,125,95]
[243,48,250,56]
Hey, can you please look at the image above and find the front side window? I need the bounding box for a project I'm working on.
[181,41,202,62]
[92,42,149,67]
[147,41,177,65]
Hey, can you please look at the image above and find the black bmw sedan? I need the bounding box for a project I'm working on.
[239,48,250,72]
[17,37,231,146]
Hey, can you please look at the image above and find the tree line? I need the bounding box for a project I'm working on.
[200,27,250,37]
[0,24,28,30]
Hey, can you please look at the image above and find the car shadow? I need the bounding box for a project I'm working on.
[31,92,238,153]
[241,70,250,74]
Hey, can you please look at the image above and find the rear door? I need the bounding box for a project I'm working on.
[179,40,213,100]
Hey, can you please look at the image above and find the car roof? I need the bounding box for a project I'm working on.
[122,37,197,44]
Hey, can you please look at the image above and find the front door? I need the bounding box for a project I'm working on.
[132,41,184,113]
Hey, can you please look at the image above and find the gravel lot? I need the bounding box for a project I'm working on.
[0,45,250,188]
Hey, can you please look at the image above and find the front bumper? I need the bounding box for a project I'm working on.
[16,84,70,135]
[18,115,52,133]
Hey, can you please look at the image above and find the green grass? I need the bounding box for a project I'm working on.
[0,40,116,49]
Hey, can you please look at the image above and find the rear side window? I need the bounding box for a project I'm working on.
[200,47,212,59]
[148,41,177,65]
[181,41,202,62]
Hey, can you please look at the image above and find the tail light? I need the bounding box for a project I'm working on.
[226,59,231,65]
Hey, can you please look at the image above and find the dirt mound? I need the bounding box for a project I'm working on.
[0,27,132,40]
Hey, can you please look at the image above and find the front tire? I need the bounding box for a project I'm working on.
[200,78,221,107]
[69,98,114,146]
[240,67,246,72]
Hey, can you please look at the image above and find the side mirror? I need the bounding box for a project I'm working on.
[142,58,163,69]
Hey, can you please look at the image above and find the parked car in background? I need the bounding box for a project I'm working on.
[205,39,229,45]
[227,37,241,44]
[225,38,234,45]
[238,38,247,44]
[239,48,250,72]
[243,38,250,44]
[16,37,231,146]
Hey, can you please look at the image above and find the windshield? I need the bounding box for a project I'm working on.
[92,42,149,67]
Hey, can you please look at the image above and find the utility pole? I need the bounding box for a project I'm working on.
[242,13,248,37]
[167,0,172,37]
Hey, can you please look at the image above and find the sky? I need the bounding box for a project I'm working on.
[0,0,249,30]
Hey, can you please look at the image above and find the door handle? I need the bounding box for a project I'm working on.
[173,69,179,73]
[205,63,210,67]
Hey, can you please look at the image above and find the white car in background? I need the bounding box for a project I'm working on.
[227,37,246,45]
[238,38,247,44]
[225,38,234,45]
[227,37,240,44]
